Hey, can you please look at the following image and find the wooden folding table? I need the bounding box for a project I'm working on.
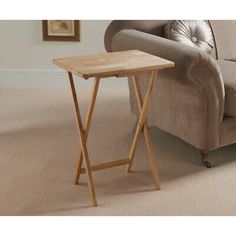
[53,50,174,206]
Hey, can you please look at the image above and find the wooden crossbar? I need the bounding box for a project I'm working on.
[80,158,130,174]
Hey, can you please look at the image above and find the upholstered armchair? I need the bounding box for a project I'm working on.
[104,20,236,167]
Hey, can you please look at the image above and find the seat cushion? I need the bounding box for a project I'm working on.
[218,60,236,116]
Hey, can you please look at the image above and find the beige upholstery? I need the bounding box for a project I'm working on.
[104,20,236,152]
[218,60,236,116]
[210,21,236,60]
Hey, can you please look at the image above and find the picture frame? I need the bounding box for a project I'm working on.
[42,20,80,42]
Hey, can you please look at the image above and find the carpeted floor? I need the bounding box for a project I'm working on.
[1,82,236,216]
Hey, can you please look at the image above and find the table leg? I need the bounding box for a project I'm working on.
[75,78,100,185]
[68,72,98,206]
[131,74,160,189]
[127,70,160,189]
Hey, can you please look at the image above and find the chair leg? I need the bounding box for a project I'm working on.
[200,150,212,168]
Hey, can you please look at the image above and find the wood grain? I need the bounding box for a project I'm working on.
[53,50,174,79]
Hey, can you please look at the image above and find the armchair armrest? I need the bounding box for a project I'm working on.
[111,29,225,122]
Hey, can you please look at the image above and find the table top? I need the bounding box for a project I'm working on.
[53,50,174,79]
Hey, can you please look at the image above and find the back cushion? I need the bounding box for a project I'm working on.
[210,20,236,60]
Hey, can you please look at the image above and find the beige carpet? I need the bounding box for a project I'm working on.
[1,84,236,216]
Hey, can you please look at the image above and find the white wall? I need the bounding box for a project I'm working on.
[0,20,111,70]
[0,20,128,90]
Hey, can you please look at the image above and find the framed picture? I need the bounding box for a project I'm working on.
[42,20,80,42]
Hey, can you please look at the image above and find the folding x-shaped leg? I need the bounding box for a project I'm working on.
[67,69,160,207]
[127,70,161,190]
[68,72,99,206]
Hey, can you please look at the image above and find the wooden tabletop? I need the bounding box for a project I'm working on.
[53,50,174,79]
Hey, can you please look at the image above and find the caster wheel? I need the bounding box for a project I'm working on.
[203,161,212,168]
